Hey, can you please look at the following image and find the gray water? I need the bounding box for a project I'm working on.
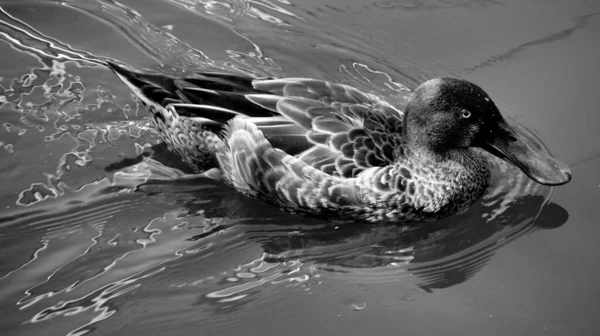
[1,0,599,335]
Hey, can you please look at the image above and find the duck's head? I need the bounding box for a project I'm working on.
[403,78,571,186]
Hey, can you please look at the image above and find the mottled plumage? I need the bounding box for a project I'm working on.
[107,62,571,223]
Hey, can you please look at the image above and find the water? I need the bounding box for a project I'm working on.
[0,0,599,335]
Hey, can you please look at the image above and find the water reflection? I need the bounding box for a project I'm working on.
[192,184,568,294]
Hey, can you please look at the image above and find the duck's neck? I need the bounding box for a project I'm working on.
[408,146,490,213]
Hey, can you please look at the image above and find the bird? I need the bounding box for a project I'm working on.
[106,61,571,223]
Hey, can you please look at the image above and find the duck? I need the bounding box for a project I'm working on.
[106,61,571,223]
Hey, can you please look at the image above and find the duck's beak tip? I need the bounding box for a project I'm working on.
[550,165,572,186]
[481,120,572,187]
[534,166,572,186]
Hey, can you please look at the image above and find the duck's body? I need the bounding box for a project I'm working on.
[107,62,570,223]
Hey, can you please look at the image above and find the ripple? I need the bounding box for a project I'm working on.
[0,176,230,335]
[165,0,305,26]
[0,6,105,67]
[373,0,505,11]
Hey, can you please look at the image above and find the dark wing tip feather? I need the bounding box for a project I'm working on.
[106,61,144,87]
[106,61,128,76]
[107,61,182,107]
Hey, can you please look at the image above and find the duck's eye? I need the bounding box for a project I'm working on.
[461,110,472,119]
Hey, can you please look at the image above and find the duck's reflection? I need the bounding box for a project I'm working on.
[250,194,567,291]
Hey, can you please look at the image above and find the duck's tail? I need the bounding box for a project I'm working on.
[106,61,280,130]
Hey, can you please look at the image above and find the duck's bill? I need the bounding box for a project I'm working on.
[481,120,571,186]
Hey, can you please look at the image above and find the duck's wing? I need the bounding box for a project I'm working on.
[172,76,405,178]
[107,62,404,178]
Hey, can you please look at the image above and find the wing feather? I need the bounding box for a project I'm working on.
[275,98,327,129]
[312,116,353,134]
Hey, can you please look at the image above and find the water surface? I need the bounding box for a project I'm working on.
[1,0,599,335]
